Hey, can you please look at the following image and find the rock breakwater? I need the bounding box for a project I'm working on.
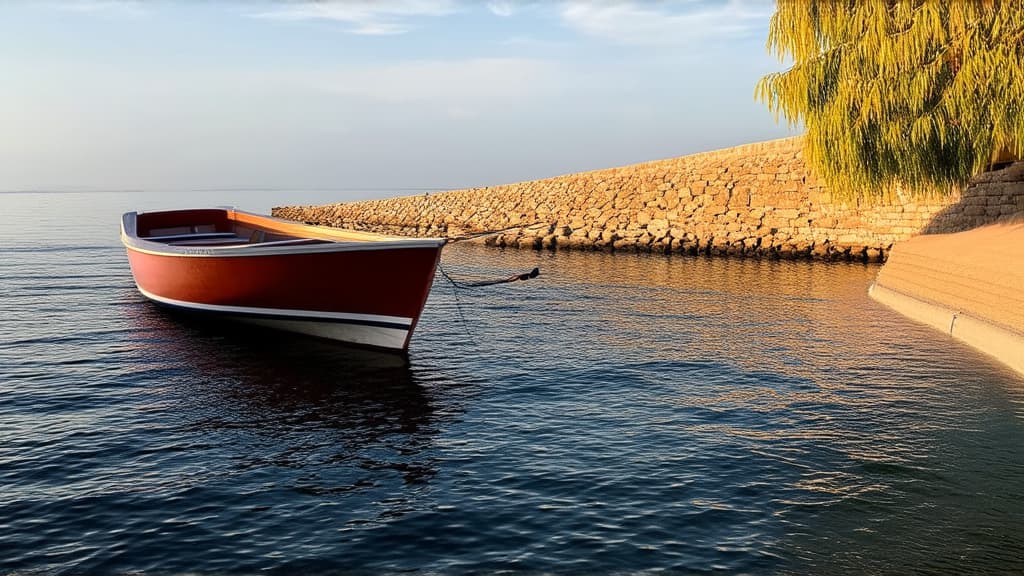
[274,137,1024,261]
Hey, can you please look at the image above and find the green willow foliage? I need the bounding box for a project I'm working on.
[756,0,1024,196]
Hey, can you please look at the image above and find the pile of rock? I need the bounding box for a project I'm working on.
[274,137,1024,262]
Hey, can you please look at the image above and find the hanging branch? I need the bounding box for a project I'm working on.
[757,0,1024,198]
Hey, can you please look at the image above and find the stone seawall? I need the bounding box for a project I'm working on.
[273,137,1024,261]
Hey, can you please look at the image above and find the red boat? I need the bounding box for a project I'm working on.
[121,208,446,351]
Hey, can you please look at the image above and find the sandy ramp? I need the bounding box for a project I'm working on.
[870,220,1024,376]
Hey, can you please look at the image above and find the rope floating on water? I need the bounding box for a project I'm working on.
[438,266,540,289]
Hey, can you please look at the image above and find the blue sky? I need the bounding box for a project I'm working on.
[0,1,793,194]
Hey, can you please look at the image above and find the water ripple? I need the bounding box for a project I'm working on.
[2,193,1024,574]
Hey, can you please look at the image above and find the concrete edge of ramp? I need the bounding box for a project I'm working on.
[869,282,1024,378]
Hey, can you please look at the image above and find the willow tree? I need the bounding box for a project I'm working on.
[756,0,1024,196]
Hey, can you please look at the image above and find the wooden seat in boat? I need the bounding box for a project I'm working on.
[145,231,238,242]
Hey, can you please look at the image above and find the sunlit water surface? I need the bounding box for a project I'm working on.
[2,191,1023,574]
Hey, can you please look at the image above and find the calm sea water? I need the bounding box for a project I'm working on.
[2,190,1023,575]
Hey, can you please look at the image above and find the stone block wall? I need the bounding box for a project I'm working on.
[273,137,1024,261]
[924,161,1024,234]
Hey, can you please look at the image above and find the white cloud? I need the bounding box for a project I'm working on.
[487,1,515,17]
[251,0,458,35]
[560,0,771,45]
[318,58,560,118]
[247,1,770,42]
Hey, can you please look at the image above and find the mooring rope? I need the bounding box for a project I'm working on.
[439,266,540,289]
[305,218,548,244]
[436,263,541,347]
[437,262,474,345]
[445,222,546,243]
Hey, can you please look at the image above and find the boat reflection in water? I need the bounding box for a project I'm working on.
[121,299,466,496]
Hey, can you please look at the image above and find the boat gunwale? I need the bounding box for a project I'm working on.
[121,209,447,258]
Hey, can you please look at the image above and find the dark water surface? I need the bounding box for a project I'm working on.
[2,191,1023,574]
